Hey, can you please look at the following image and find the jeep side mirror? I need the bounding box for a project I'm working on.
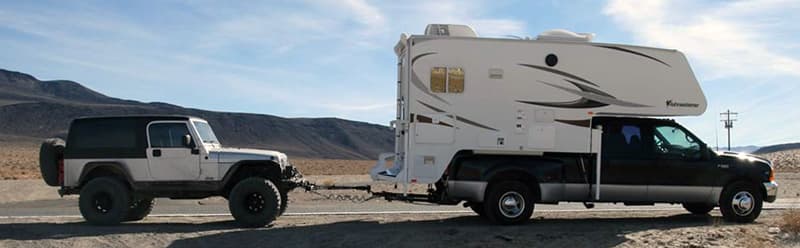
[183,134,193,148]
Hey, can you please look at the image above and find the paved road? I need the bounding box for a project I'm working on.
[2,195,798,218]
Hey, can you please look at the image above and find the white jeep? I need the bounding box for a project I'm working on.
[39,115,301,227]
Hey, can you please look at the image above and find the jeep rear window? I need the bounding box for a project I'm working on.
[193,121,219,144]
[69,119,138,149]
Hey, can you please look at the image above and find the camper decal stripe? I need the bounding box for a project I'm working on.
[410,52,449,105]
[412,52,437,64]
[518,64,599,87]
[593,45,671,67]
[517,80,651,109]
[417,100,499,132]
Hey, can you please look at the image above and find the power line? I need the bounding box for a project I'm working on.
[720,110,738,151]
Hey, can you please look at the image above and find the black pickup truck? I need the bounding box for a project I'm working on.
[443,117,778,224]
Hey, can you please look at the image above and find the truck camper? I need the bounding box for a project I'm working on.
[370,24,777,224]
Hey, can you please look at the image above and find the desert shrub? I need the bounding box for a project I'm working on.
[782,210,800,234]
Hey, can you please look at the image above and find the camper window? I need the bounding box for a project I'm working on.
[431,67,447,93]
[430,67,465,93]
[448,68,464,93]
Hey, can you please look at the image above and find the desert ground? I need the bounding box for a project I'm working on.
[1,141,799,247]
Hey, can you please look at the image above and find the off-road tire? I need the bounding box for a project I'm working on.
[125,197,155,221]
[483,181,535,225]
[719,181,763,223]
[228,177,281,227]
[279,188,288,216]
[79,177,131,225]
[39,138,65,186]
[682,203,715,215]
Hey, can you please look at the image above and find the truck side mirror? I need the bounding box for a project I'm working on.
[183,134,193,148]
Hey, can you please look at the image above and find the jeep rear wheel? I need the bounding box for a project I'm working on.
[79,177,131,225]
[228,177,281,227]
[483,181,534,225]
[720,181,763,223]
[125,197,155,221]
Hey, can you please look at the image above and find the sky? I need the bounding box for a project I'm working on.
[0,0,798,147]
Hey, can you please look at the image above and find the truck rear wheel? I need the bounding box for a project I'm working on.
[125,197,155,221]
[719,181,763,223]
[483,181,534,225]
[228,177,281,227]
[79,177,131,225]
[682,203,715,215]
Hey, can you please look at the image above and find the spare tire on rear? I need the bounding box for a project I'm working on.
[39,138,65,186]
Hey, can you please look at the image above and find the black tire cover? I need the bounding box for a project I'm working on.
[39,138,65,186]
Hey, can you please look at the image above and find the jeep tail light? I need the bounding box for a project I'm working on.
[57,158,64,186]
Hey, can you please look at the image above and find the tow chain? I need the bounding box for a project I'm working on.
[305,189,381,203]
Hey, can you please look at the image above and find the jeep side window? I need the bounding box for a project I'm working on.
[653,125,701,159]
[149,123,191,148]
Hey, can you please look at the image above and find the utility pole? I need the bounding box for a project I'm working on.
[720,110,738,151]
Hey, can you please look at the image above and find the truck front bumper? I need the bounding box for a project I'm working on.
[764,181,778,202]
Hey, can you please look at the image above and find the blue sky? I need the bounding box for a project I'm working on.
[0,0,798,147]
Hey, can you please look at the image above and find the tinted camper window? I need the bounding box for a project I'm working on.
[69,119,138,149]
[448,68,464,93]
[430,67,447,93]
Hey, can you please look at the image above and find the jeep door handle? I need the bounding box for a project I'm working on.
[153,149,162,157]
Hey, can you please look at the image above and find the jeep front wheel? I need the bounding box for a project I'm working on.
[228,177,281,227]
[79,177,131,225]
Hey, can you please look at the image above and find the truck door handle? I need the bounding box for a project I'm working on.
[153,149,162,157]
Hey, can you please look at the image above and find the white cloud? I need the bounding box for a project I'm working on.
[604,0,800,80]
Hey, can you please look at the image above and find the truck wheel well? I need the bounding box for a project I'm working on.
[723,178,765,198]
[222,162,283,197]
[486,170,540,201]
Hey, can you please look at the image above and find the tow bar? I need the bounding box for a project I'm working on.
[283,166,440,203]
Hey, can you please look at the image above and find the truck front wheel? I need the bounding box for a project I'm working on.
[483,181,534,225]
[719,181,763,223]
[78,177,131,225]
[228,177,281,227]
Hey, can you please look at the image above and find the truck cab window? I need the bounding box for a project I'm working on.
[653,125,701,159]
[149,123,191,148]
[603,124,643,157]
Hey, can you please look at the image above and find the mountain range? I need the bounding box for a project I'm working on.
[0,69,393,159]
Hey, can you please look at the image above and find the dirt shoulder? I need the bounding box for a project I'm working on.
[1,210,798,248]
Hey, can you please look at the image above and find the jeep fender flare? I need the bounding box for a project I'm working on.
[220,160,283,194]
[77,162,135,189]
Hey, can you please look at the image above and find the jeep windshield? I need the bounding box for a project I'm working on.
[193,121,219,144]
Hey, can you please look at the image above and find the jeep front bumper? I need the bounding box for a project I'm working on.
[764,181,778,202]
